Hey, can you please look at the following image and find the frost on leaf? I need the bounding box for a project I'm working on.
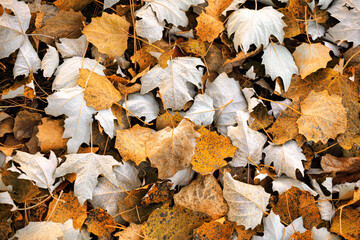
[191,127,236,175]
[297,90,347,143]
[140,57,204,110]
[263,140,305,180]
[327,0,360,47]
[261,43,298,92]
[226,6,285,53]
[41,46,59,78]
[12,151,59,192]
[123,92,160,122]
[146,119,198,179]
[205,73,247,135]
[148,0,205,27]
[54,152,120,205]
[135,5,165,44]
[82,13,130,57]
[184,93,214,127]
[228,110,267,167]
[223,172,270,229]
[55,35,87,58]
[292,43,331,78]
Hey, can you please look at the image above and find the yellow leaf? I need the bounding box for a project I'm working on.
[196,12,224,42]
[191,126,236,175]
[83,12,130,57]
[115,124,153,165]
[77,69,121,111]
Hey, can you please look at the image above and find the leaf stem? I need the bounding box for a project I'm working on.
[258,96,302,115]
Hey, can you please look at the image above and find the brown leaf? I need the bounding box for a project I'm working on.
[77,69,121,111]
[36,117,68,152]
[13,110,42,140]
[130,48,157,72]
[180,38,207,57]
[114,222,143,240]
[142,203,209,240]
[321,154,360,173]
[146,119,198,179]
[46,191,87,229]
[174,175,228,219]
[141,181,174,206]
[85,208,117,239]
[191,127,236,175]
[155,112,183,130]
[297,90,347,143]
[330,208,360,240]
[279,8,302,38]
[115,125,153,165]
[54,0,93,11]
[0,116,13,138]
[193,218,236,240]
[206,0,234,18]
[272,186,323,230]
[33,10,85,45]
[83,13,130,57]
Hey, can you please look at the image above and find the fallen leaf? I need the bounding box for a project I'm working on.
[146,119,198,179]
[83,13,130,57]
[55,35,87,58]
[85,208,116,239]
[297,90,347,143]
[54,0,93,11]
[321,154,360,173]
[77,69,121,111]
[36,117,68,152]
[142,203,209,240]
[330,207,360,240]
[142,181,174,206]
[135,5,165,44]
[193,218,236,240]
[292,43,332,78]
[54,152,120,204]
[13,110,42,140]
[184,93,215,127]
[196,12,224,42]
[46,191,87,229]
[114,222,143,240]
[174,174,228,219]
[131,48,157,72]
[272,186,323,230]
[123,92,160,122]
[156,112,183,130]
[223,172,270,229]
[33,10,85,45]
[191,126,236,175]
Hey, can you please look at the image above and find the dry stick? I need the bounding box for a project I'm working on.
[343,48,360,72]
[17,195,51,211]
[314,142,339,154]
[304,6,312,46]
[258,96,302,115]
[46,190,64,221]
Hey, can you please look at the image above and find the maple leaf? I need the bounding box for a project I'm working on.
[54,152,121,204]
[205,72,247,135]
[226,6,285,53]
[328,0,360,47]
[82,12,130,58]
[297,90,347,143]
[140,57,204,110]
[263,140,305,179]
[135,5,165,44]
[146,119,199,179]
[11,151,60,192]
[261,43,298,92]
[292,43,331,78]
[223,172,270,229]
[191,126,236,175]
[147,0,205,27]
[227,110,267,167]
[174,174,228,219]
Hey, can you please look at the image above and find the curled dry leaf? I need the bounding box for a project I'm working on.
[146,119,198,179]
[191,126,236,175]
[297,90,347,144]
[174,174,228,219]
[82,12,130,57]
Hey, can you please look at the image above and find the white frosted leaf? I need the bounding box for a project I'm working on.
[124,92,160,122]
[13,221,64,240]
[135,5,165,44]
[103,0,120,9]
[226,7,285,53]
[272,176,317,196]
[14,38,41,78]
[262,43,298,91]
[55,35,87,58]
[307,21,325,40]
[41,45,59,77]
[0,191,17,211]
[184,93,214,127]
[141,57,204,110]
[95,109,116,138]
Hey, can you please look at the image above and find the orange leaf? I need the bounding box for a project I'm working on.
[193,218,236,240]
[36,117,68,152]
[191,126,236,175]
[196,12,224,42]
[330,208,360,240]
[85,208,117,238]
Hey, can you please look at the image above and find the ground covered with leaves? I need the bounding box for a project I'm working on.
[0,0,360,239]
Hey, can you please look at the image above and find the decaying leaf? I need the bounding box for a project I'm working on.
[174,174,228,219]
[36,117,68,152]
[142,203,209,240]
[193,218,236,240]
[191,126,236,175]
[146,119,198,179]
[85,208,116,239]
